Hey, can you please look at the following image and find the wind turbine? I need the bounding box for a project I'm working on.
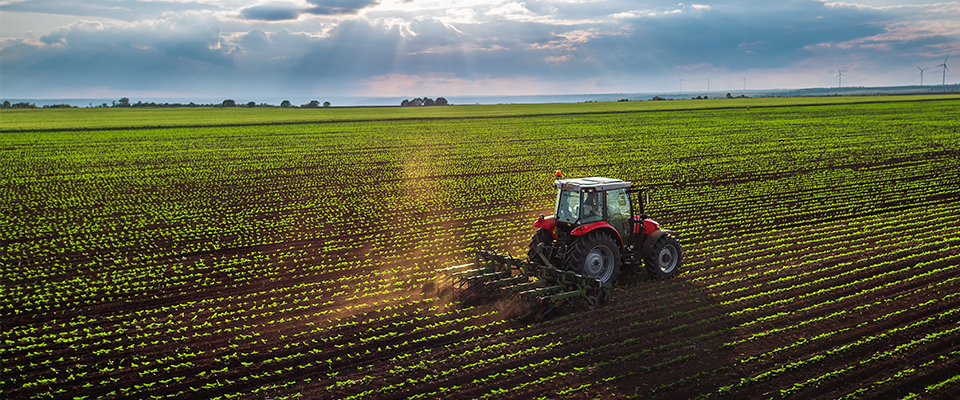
[678,76,684,92]
[705,77,711,92]
[917,66,929,86]
[935,56,949,85]
[836,66,845,88]
[742,76,747,90]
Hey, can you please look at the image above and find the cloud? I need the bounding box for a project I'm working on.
[1,14,240,97]
[0,0,221,21]
[2,0,959,98]
[355,72,602,96]
[443,8,478,24]
[486,2,535,17]
[612,10,657,19]
[238,29,271,51]
[305,0,381,15]
[238,0,382,20]
[546,54,573,62]
[240,3,303,21]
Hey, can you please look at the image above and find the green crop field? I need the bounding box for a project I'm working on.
[2,95,960,399]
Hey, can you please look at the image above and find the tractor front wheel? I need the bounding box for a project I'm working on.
[565,231,621,284]
[645,234,682,279]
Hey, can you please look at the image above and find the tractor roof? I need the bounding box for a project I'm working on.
[553,177,633,192]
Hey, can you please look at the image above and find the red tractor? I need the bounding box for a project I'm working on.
[448,174,681,317]
[527,175,682,284]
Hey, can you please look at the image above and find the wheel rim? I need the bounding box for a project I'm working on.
[584,244,614,282]
[657,245,678,274]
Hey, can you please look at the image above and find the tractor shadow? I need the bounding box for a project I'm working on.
[558,270,745,398]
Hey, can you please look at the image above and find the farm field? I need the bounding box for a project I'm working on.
[2,95,960,399]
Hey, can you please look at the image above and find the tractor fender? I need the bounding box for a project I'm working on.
[571,221,624,248]
[534,214,557,231]
[641,229,673,259]
[633,216,661,236]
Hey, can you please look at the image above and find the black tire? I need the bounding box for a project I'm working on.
[645,234,682,279]
[527,228,553,265]
[564,231,621,284]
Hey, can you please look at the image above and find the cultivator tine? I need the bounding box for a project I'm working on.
[510,280,545,292]
[519,284,565,297]
[547,288,587,302]
[440,262,476,272]
[488,276,527,287]
[468,269,512,282]
[452,267,494,279]
[538,300,562,320]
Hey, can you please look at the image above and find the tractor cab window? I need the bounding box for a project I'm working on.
[581,192,603,223]
[556,190,581,223]
[606,189,631,242]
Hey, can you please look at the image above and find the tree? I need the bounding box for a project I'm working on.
[323,101,331,107]
[304,100,320,108]
[726,93,733,99]
[281,100,292,107]
[222,99,236,107]
[117,97,131,107]
[2,101,10,108]
[402,97,449,106]
[247,101,256,107]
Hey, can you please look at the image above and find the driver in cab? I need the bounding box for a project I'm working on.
[582,192,602,222]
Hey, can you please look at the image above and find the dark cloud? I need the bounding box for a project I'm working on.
[304,0,381,15]
[1,37,234,96]
[240,4,303,21]
[290,19,403,79]
[0,0,220,21]
[237,0,381,20]
[155,39,234,67]
[2,16,237,96]
[573,1,883,71]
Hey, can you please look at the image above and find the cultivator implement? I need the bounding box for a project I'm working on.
[443,248,612,319]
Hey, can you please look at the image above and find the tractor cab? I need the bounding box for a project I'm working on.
[553,177,636,244]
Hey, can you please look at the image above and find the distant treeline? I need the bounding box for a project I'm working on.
[646,93,751,101]
[107,98,334,108]
[1,101,77,109]
[1,98,335,109]
[401,97,449,106]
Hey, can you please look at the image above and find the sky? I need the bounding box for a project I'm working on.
[1,0,958,100]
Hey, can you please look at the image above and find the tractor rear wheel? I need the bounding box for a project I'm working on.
[565,231,621,284]
[527,228,553,266]
[645,234,681,279]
